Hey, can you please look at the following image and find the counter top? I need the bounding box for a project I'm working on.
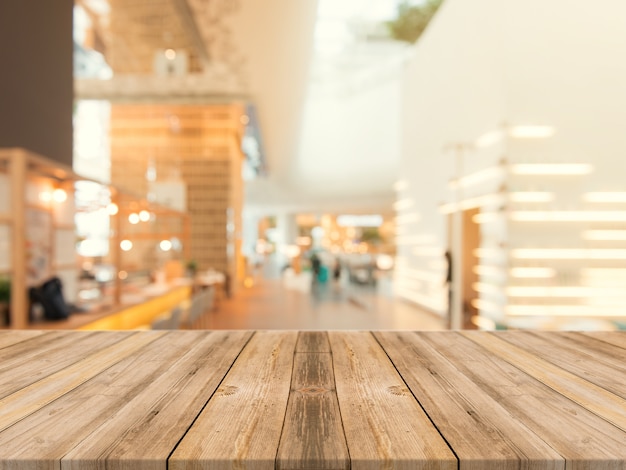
[1,330,625,469]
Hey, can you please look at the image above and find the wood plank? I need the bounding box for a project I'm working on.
[169,330,298,470]
[0,331,165,432]
[429,332,626,467]
[277,332,349,470]
[493,331,626,400]
[0,330,193,469]
[296,330,331,353]
[57,330,253,470]
[0,330,45,349]
[374,331,564,470]
[328,331,456,470]
[581,331,626,350]
[0,331,133,399]
[464,331,626,432]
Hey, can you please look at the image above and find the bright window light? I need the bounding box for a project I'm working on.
[511,248,626,259]
[336,214,383,227]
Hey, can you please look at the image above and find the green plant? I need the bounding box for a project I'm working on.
[186,260,198,273]
[386,0,443,44]
[0,278,10,303]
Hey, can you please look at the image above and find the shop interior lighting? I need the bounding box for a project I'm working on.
[106,203,119,215]
[159,239,172,251]
[128,213,140,224]
[472,212,500,224]
[449,166,504,189]
[510,163,593,175]
[412,246,444,257]
[512,248,626,259]
[440,193,503,214]
[472,282,500,295]
[509,192,554,202]
[583,230,626,241]
[120,240,133,251]
[139,210,150,222]
[473,265,503,277]
[394,213,420,225]
[510,211,626,222]
[506,305,626,317]
[510,267,556,278]
[508,125,555,139]
[53,188,68,203]
[582,192,626,202]
[506,286,626,298]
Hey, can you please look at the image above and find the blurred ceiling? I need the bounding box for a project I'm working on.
[75,0,407,215]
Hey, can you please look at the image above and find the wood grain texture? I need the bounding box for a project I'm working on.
[493,331,626,400]
[0,330,44,349]
[328,331,457,470]
[463,331,626,432]
[0,331,133,399]
[169,330,298,470]
[374,331,564,470]
[0,331,164,433]
[581,331,626,350]
[434,332,626,467]
[277,332,349,470]
[61,330,253,470]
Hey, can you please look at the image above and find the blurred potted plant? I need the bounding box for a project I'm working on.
[0,278,10,326]
[186,259,198,278]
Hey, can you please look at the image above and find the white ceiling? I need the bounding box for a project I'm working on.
[75,0,410,215]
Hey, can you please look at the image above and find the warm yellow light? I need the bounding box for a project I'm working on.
[296,236,311,245]
[394,266,440,282]
[39,191,52,203]
[53,188,67,202]
[128,213,140,224]
[583,230,626,241]
[120,240,133,251]
[510,267,556,278]
[472,212,499,224]
[510,163,593,175]
[118,270,128,280]
[509,192,554,203]
[395,234,436,245]
[582,192,626,202]
[508,125,555,139]
[243,277,254,288]
[139,210,150,222]
[107,203,119,215]
[160,240,172,251]
[473,248,501,259]
[165,48,176,60]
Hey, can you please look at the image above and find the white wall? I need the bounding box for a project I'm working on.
[398,0,626,328]
[396,0,507,315]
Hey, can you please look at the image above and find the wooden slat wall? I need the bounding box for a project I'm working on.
[1,331,626,469]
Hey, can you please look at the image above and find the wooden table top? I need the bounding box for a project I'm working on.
[1,330,625,469]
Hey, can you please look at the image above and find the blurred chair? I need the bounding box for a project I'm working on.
[151,306,182,330]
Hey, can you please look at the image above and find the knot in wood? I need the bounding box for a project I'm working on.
[217,385,239,396]
[387,385,410,396]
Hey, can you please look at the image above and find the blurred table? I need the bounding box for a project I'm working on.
[1,330,625,469]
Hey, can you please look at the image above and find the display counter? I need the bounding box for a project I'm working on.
[27,283,191,330]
